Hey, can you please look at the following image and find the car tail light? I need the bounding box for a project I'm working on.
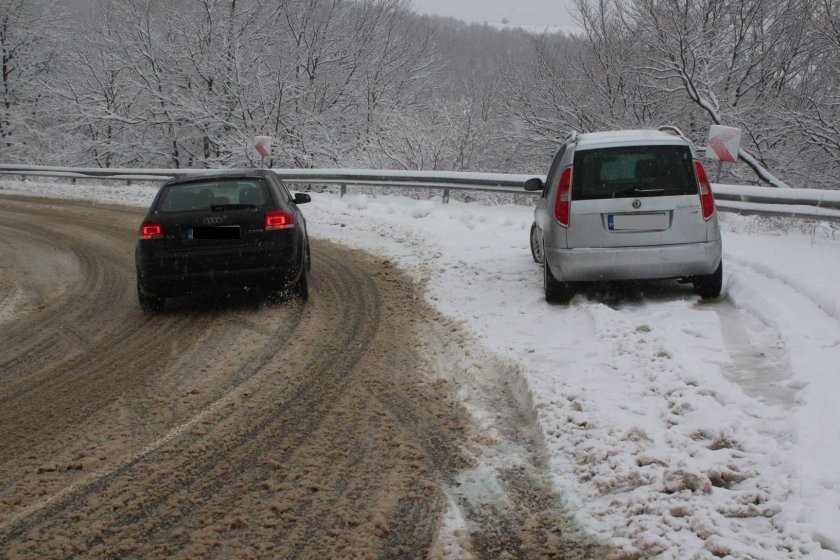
[265,209,295,230]
[554,166,573,227]
[694,161,716,220]
[140,219,163,239]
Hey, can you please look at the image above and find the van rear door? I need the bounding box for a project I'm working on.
[565,145,708,249]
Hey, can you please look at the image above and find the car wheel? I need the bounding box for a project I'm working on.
[137,281,165,313]
[694,262,722,299]
[530,223,543,264]
[544,261,572,303]
[293,266,309,301]
[292,249,310,302]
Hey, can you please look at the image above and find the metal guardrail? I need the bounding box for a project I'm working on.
[0,165,536,203]
[1,164,839,222]
[714,201,840,222]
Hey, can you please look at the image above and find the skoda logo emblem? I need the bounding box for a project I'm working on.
[632,199,642,209]
[204,216,224,225]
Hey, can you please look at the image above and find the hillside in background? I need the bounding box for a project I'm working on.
[0,0,837,188]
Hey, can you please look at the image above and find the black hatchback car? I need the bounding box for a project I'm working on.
[135,169,311,312]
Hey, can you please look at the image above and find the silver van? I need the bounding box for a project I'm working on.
[525,128,722,303]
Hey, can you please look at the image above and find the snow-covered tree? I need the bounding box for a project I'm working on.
[0,0,836,189]
[0,0,63,160]
[560,0,839,188]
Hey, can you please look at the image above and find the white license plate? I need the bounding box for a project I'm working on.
[608,213,668,231]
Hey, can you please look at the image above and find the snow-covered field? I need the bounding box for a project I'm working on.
[2,178,839,559]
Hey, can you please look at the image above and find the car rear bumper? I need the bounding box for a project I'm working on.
[136,247,302,296]
[545,239,721,282]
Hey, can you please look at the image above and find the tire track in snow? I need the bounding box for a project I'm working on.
[0,197,478,559]
[727,254,840,322]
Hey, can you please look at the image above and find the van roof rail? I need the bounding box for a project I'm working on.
[658,125,686,138]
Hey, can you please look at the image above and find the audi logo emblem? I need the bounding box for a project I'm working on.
[632,199,642,209]
[203,216,225,225]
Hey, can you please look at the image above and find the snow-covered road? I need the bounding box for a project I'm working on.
[2,178,838,559]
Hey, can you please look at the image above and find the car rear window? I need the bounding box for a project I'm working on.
[156,179,271,212]
[572,145,697,200]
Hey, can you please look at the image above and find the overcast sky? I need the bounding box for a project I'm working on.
[409,0,579,30]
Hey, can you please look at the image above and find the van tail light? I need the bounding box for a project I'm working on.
[140,219,163,239]
[694,161,716,220]
[265,209,295,230]
[554,166,573,227]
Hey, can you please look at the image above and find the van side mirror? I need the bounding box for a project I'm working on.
[524,178,544,192]
[293,193,311,204]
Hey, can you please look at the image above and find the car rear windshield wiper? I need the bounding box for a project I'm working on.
[607,189,637,198]
[210,203,258,211]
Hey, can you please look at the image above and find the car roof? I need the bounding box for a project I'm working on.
[574,129,693,152]
[164,168,275,186]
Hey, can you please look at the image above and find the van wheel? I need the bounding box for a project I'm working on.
[694,262,722,299]
[544,263,572,303]
[530,223,543,263]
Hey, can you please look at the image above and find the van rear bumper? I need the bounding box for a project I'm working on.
[545,239,721,282]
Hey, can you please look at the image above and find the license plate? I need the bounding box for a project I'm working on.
[188,226,241,240]
[608,213,668,231]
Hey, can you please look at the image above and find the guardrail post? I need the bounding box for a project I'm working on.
[20,175,26,182]
[127,179,133,186]
[443,188,450,204]
[71,178,77,185]
[340,184,347,198]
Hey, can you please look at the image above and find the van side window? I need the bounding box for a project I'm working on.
[544,145,567,198]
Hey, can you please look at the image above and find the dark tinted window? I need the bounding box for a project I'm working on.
[572,146,697,200]
[157,179,270,212]
[269,175,293,201]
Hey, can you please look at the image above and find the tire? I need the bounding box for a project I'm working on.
[293,266,309,302]
[694,262,723,299]
[530,223,544,264]
[137,281,165,313]
[544,261,572,303]
[292,249,310,302]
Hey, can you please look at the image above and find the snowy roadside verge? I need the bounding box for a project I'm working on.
[2,179,839,558]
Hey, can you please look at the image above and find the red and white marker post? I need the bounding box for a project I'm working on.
[705,125,741,182]
[254,136,272,167]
